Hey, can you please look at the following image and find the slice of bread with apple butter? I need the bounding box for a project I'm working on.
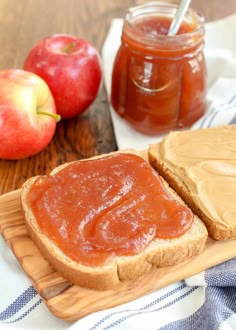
[21,151,207,290]
[148,125,236,241]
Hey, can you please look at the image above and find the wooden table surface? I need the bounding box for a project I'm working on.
[0,0,235,195]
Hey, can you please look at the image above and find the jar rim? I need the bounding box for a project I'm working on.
[124,1,205,45]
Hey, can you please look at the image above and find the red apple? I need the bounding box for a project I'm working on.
[0,69,60,160]
[24,34,102,119]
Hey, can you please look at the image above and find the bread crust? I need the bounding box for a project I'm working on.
[21,150,208,290]
[148,144,236,241]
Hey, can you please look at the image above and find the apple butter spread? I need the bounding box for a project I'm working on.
[158,125,236,230]
[111,2,206,135]
[26,153,193,267]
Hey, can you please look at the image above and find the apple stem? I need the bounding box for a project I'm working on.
[61,42,77,54]
[37,110,61,122]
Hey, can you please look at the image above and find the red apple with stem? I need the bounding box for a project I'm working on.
[0,69,60,160]
[24,34,102,119]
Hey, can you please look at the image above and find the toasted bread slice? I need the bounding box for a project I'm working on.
[148,125,236,241]
[21,151,207,290]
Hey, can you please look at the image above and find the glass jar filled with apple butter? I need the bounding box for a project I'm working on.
[111,2,207,135]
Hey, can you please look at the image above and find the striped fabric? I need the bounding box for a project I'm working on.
[0,286,39,322]
[192,78,236,130]
[1,232,236,330]
[71,261,236,330]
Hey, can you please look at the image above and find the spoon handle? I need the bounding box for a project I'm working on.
[168,0,191,36]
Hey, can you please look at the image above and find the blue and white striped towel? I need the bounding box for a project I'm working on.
[1,232,236,330]
[1,13,236,330]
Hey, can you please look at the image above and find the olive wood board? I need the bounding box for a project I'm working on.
[0,189,236,322]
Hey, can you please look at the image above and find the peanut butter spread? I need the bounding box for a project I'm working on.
[158,125,236,228]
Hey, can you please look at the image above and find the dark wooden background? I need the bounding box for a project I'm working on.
[0,0,235,194]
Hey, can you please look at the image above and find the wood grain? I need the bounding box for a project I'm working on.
[1,189,236,322]
[0,0,235,195]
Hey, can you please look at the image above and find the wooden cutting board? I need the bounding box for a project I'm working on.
[1,189,236,322]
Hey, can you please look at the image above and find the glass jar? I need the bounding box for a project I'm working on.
[111,2,207,135]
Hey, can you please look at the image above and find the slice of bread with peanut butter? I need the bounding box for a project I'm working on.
[21,150,207,290]
[148,125,236,241]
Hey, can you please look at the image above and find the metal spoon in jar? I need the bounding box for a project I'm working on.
[168,0,192,36]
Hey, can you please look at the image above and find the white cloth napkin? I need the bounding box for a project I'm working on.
[101,15,236,150]
[1,14,236,330]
